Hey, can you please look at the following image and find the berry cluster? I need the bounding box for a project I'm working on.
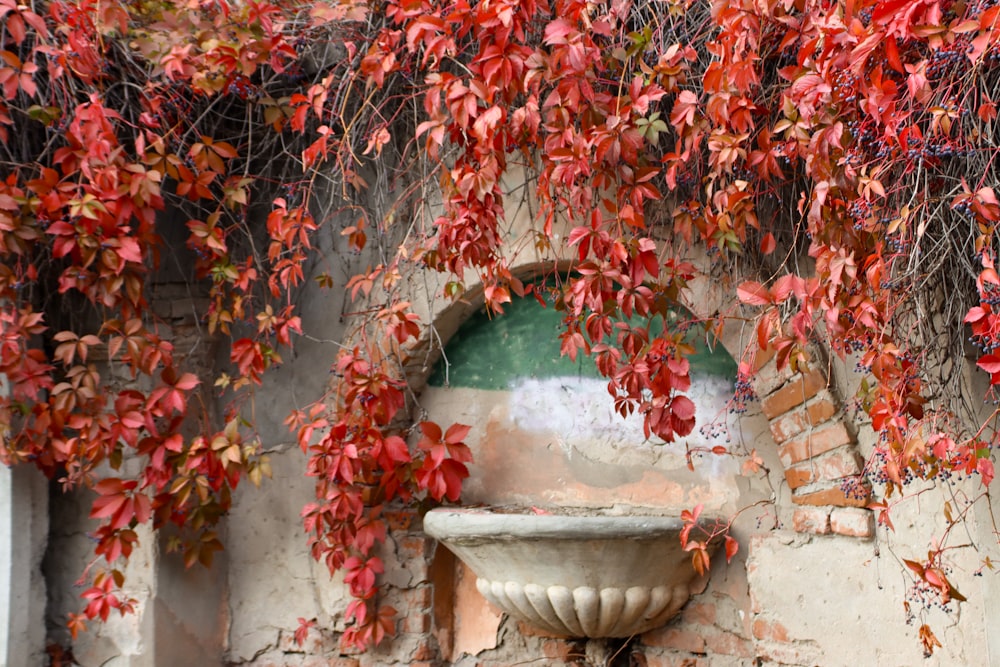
[926,42,971,80]
[729,372,756,414]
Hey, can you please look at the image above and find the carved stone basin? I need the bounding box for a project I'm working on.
[424,508,716,638]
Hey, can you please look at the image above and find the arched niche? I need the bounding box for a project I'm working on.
[418,286,754,515]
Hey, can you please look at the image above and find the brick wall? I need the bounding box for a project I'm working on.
[750,347,874,538]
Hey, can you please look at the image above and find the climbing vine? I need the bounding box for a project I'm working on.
[3,0,1000,654]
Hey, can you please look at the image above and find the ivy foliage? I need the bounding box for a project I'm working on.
[1,0,1000,654]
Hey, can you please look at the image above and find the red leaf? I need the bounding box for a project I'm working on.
[671,394,696,421]
[759,232,776,255]
[724,535,739,563]
[418,421,442,443]
[444,423,470,444]
[977,354,1000,375]
[737,281,771,306]
[770,274,805,303]
[978,458,995,486]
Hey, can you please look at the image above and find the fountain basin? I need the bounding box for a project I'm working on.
[424,508,717,638]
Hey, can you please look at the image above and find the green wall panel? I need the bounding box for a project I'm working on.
[428,294,737,390]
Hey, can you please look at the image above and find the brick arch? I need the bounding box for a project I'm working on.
[679,259,874,539]
[402,253,874,538]
[748,349,873,537]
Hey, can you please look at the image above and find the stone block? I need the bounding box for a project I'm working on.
[750,350,797,397]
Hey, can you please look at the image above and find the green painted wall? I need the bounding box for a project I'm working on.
[428,294,737,390]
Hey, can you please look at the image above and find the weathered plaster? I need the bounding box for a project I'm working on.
[747,530,986,666]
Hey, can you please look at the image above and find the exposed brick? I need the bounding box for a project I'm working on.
[791,506,830,534]
[792,485,870,507]
[542,638,579,661]
[783,446,862,489]
[641,626,707,653]
[768,393,838,443]
[397,535,430,559]
[402,611,431,634]
[411,639,436,661]
[703,631,753,658]
[756,642,820,666]
[641,655,709,667]
[402,585,432,611]
[830,507,875,537]
[326,660,360,667]
[278,629,334,654]
[750,351,798,397]
[760,368,827,419]
[680,602,716,626]
[751,618,789,643]
[777,422,853,466]
[384,509,417,531]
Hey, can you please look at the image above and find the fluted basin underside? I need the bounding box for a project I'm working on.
[425,508,716,638]
[476,579,691,637]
